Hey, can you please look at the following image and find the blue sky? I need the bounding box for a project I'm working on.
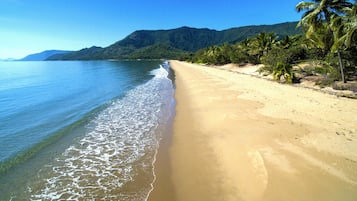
[0,0,302,59]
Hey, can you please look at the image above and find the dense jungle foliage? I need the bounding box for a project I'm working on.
[189,0,357,84]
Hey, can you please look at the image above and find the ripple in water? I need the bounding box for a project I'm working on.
[31,65,174,200]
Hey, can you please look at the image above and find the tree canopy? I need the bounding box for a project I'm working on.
[188,0,356,85]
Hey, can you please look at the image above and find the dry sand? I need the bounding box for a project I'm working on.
[164,60,357,201]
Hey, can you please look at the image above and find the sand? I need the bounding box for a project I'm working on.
[162,60,357,201]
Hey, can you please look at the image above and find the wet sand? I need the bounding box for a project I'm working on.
[162,60,357,201]
[147,121,176,201]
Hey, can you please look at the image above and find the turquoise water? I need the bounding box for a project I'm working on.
[0,60,175,200]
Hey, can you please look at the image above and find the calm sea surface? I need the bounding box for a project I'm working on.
[0,60,175,200]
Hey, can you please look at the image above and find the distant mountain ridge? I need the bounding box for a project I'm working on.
[20,50,73,61]
[48,22,302,60]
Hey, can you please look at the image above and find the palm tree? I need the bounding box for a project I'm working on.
[296,0,353,24]
[333,1,357,48]
[230,41,251,64]
[296,0,352,52]
[296,0,353,83]
[249,32,278,61]
[344,2,357,46]
[278,35,302,49]
[331,1,357,82]
[202,45,231,65]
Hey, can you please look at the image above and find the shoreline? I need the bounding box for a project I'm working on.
[147,65,176,201]
[162,60,357,201]
[147,114,176,201]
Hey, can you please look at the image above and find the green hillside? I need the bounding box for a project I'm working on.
[48,22,301,60]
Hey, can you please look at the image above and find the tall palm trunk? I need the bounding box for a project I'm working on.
[337,50,346,83]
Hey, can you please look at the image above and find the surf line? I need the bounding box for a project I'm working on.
[144,124,160,201]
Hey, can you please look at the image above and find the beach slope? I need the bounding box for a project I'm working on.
[169,60,357,201]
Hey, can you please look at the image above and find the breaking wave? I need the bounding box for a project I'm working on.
[30,62,175,200]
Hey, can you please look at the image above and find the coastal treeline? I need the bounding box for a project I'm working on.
[48,23,301,61]
[188,0,357,85]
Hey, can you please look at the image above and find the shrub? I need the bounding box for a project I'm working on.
[273,62,294,83]
[316,68,341,87]
[262,46,307,67]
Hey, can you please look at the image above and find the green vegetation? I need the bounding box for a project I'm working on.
[273,62,294,83]
[296,0,356,83]
[189,0,356,86]
[188,33,307,83]
[47,22,301,60]
[127,43,190,60]
[48,46,104,60]
[47,1,356,89]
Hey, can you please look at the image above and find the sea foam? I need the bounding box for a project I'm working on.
[31,62,174,200]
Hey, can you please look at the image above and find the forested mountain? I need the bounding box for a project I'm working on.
[48,46,104,60]
[48,22,301,60]
[20,50,72,61]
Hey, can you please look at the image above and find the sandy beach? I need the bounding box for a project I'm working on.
[158,60,357,201]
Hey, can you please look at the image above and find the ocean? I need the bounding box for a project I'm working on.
[0,60,175,200]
